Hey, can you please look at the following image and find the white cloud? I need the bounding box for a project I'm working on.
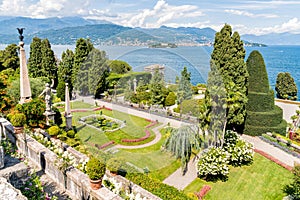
[0,0,28,15]
[114,0,204,28]
[230,18,300,35]
[225,9,278,18]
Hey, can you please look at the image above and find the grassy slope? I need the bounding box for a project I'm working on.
[184,153,293,200]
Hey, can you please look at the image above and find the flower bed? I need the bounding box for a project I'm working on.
[260,134,300,159]
[99,141,115,149]
[121,130,151,143]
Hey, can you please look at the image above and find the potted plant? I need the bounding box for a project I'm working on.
[107,157,124,175]
[10,113,26,134]
[86,157,106,190]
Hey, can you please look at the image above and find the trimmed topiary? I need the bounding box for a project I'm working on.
[47,125,60,137]
[86,157,106,181]
[244,50,287,136]
[10,113,26,127]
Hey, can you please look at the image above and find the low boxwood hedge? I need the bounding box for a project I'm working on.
[125,173,192,200]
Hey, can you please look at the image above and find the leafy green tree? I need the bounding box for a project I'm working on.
[57,49,74,101]
[28,37,43,78]
[7,77,46,105]
[0,73,13,114]
[0,44,19,71]
[275,72,297,100]
[163,126,201,174]
[109,60,132,74]
[149,70,167,105]
[209,24,248,133]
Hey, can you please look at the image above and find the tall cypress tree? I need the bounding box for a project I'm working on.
[57,49,74,101]
[28,37,43,77]
[150,69,166,105]
[209,24,248,132]
[41,39,57,84]
[73,38,93,92]
[0,44,19,71]
[177,66,192,103]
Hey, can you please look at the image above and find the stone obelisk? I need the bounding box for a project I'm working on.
[18,28,32,104]
[65,83,72,130]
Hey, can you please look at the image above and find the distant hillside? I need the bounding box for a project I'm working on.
[242,32,300,45]
[0,16,279,45]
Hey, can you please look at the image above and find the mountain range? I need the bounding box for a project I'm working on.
[0,16,298,45]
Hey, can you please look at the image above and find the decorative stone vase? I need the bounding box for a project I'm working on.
[90,179,102,190]
[14,126,24,134]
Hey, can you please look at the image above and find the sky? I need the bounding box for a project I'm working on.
[0,0,300,35]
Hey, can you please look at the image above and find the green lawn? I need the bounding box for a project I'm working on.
[184,153,293,200]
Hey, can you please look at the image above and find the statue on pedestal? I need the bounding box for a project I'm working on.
[17,28,25,42]
[39,83,52,112]
[39,83,55,125]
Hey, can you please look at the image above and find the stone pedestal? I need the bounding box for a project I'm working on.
[0,146,4,169]
[44,111,55,126]
[19,41,32,104]
[65,115,72,130]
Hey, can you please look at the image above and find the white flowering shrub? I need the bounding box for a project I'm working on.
[226,139,254,167]
[197,147,229,181]
[223,130,254,167]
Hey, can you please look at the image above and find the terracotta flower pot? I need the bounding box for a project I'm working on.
[90,179,102,190]
[14,126,24,134]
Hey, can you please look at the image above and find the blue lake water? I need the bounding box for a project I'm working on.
[1,44,300,97]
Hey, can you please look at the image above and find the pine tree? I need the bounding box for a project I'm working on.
[177,66,192,104]
[28,37,43,77]
[149,69,166,105]
[209,24,248,132]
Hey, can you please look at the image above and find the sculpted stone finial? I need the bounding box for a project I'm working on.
[17,28,25,42]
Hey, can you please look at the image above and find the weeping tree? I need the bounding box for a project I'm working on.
[163,125,202,174]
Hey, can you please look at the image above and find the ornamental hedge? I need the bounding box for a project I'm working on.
[125,173,192,200]
[244,50,287,136]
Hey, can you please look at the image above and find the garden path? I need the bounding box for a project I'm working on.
[241,134,300,168]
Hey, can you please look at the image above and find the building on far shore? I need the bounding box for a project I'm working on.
[144,64,165,76]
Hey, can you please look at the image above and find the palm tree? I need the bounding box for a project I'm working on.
[163,125,202,174]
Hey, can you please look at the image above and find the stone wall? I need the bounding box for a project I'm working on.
[11,132,160,200]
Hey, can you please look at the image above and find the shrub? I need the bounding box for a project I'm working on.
[67,130,76,138]
[86,157,106,180]
[47,125,60,136]
[165,92,176,106]
[52,106,63,126]
[10,113,26,127]
[125,173,192,200]
[284,164,300,199]
[197,147,229,181]
[225,139,254,167]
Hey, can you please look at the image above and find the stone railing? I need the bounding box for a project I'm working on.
[9,130,161,200]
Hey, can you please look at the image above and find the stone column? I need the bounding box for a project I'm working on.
[133,78,137,93]
[0,122,4,169]
[19,41,32,104]
[65,83,72,130]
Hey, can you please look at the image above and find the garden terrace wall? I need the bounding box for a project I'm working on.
[10,131,160,200]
